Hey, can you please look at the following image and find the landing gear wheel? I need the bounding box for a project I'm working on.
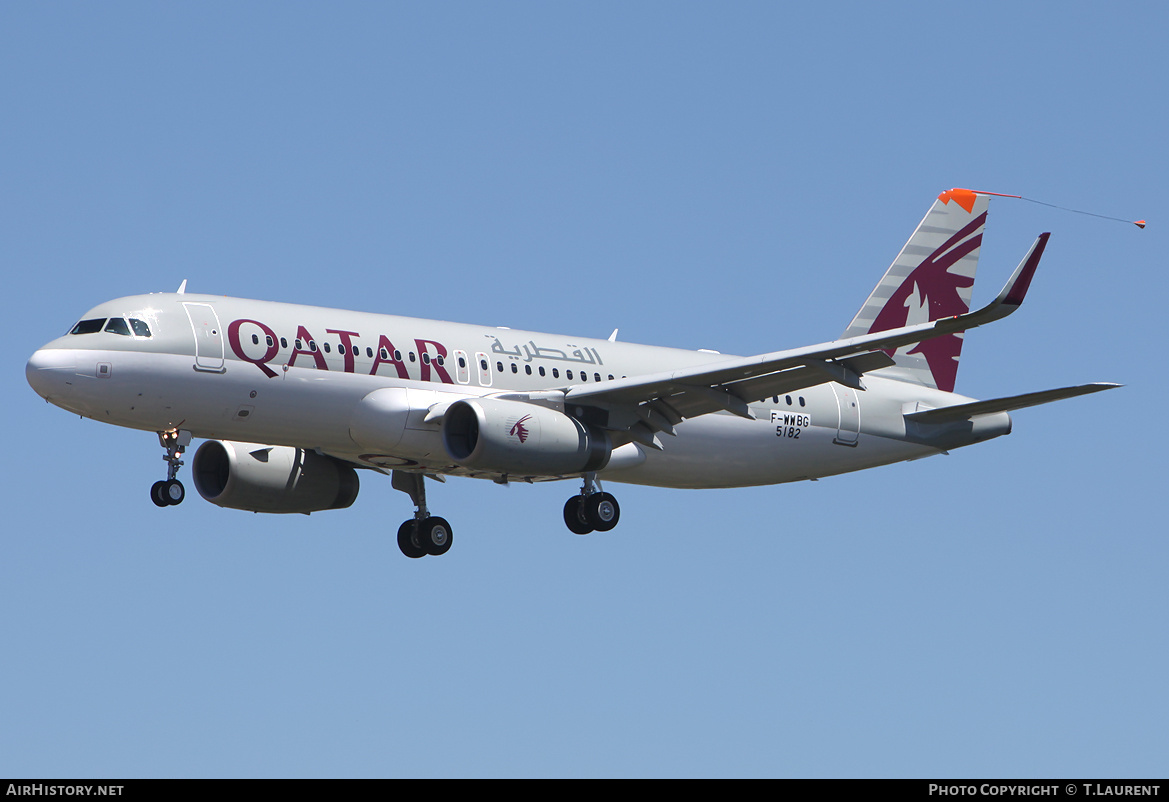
[151,481,169,508]
[397,520,426,559]
[585,492,620,532]
[163,479,185,506]
[153,429,191,509]
[564,496,594,535]
[391,471,453,558]
[419,517,453,556]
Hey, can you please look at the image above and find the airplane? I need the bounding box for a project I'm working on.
[26,188,1119,558]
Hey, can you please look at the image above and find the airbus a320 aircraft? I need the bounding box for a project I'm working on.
[26,188,1118,558]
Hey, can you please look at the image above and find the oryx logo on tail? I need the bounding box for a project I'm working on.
[868,212,984,392]
[842,188,990,392]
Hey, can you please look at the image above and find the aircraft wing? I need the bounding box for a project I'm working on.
[563,233,1050,437]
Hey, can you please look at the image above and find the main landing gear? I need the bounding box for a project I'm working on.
[563,473,620,535]
[392,470,452,559]
[150,429,191,507]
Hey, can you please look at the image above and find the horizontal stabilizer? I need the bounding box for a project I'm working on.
[905,383,1120,424]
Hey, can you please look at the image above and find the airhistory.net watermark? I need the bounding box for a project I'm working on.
[6,786,123,796]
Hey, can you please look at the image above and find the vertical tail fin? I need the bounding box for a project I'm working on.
[842,188,990,392]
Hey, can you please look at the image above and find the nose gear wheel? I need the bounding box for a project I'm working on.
[150,429,191,508]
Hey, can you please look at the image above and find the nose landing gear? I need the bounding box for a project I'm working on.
[150,429,191,507]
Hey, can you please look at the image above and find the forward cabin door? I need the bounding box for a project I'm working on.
[183,302,226,373]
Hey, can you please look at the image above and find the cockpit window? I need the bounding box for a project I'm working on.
[129,318,152,337]
[104,318,131,336]
[70,318,106,335]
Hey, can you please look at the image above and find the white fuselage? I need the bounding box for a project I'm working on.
[27,292,1008,490]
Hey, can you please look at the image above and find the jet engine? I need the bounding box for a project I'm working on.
[192,440,359,514]
[441,398,611,477]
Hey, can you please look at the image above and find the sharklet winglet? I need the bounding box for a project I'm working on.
[997,233,1049,307]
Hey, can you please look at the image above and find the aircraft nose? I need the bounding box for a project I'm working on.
[26,346,77,400]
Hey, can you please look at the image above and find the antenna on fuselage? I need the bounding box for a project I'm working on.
[177,280,187,294]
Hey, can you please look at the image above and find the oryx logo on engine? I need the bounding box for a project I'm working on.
[508,415,532,443]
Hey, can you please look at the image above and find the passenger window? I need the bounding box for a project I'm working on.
[252,334,260,345]
[594,373,601,382]
[367,347,374,358]
[567,370,574,380]
[539,366,546,377]
[104,318,131,336]
[281,338,288,349]
[71,319,106,335]
[525,365,532,375]
[324,342,331,353]
[552,368,559,379]
[129,319,152,337]
[510,363,518,373]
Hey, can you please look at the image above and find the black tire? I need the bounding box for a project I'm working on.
[419,516,453,556]
[164,479,185,506]
[150,480,169,508]
[397,520,426,559]
[563,496,593,535]
[585,492,620,532]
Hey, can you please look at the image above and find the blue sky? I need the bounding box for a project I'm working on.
[3,2,1164,778]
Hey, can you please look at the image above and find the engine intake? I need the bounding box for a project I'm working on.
[192,440,359,514]
[442,398,611,477]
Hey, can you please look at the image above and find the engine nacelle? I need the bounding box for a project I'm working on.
[192,440,359,514]
[441,398,611,477]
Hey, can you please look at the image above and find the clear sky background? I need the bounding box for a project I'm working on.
[2,2,1164,778]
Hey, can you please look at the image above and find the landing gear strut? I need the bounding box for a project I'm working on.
[150,429,191,507]
[392,470,453,558]
[563,473,620,535]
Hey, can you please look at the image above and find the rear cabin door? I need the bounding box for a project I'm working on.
[832,384,860,446]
